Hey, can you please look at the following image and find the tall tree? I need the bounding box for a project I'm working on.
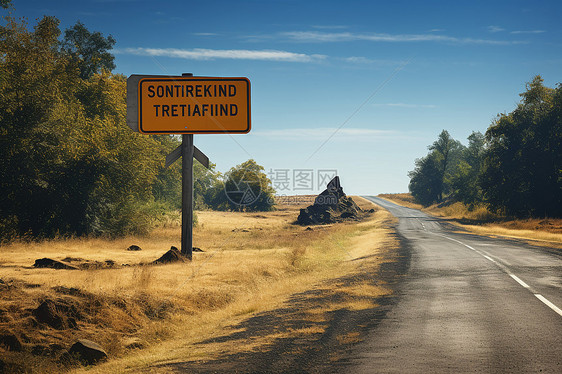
[481,76,561,217]
[61,21,116,79]
[207,159,276,212]
[428,130,464,201]
[0,15,79,238]
[449,132,485,205]
[408,152,443,206]
[0,16,163,240]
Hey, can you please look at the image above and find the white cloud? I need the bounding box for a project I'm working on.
[116,47,327,62]
[487,25,505,33]
[429,28,445,32]
[192,32,218,36]
[341,57,408,66]
[281,31,520,45]
[373,103,437,109]
[510,30,546,34]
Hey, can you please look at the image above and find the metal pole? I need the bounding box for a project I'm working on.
[181,134,194,260]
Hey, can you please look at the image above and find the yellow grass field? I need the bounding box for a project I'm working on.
[0,196,397,373]
[378,193,562,248]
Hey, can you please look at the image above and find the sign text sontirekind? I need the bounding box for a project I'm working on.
[137,77,250,134]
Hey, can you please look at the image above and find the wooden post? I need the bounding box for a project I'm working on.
[181,133,194,260]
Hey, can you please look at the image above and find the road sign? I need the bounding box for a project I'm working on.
[126,73,251,261]
[165,144,209,169]
[127,75,251,134]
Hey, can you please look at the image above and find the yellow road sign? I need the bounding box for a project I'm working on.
[128,75,251,134]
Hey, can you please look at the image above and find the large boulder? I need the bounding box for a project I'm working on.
[297,176,362,225]
[68,339,107,365]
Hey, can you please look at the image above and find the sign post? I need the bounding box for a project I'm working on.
[126,73,251,260]
[181,133,194,259]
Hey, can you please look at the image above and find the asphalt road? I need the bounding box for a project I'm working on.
[347,196,562,373]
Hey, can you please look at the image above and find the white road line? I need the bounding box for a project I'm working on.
[482,255,498,264]
[509,274,531,289]
[535,294,562,317]
[433,232,562,319]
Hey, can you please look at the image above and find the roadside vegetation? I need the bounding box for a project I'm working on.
[400,76,561,247]
[0,13,275,243]
[379,193,562,248]
[0,197,396,373]
[407,76,561,219]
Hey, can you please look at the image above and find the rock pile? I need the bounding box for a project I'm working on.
[297,176,363,225]
[153,246,188,264]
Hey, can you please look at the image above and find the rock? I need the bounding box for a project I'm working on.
[68,339,107,365]
[33,300,65,329]
[297,176,362,225]
[127,245,142,251]
[33,299,78,330]
[153,246,188,264]
[0,330,23,352]
[305,227,314,231]
[33,258,79,270]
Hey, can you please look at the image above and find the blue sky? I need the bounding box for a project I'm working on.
[10,0,562,194]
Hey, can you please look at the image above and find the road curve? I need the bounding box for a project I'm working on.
[347,196,562,373]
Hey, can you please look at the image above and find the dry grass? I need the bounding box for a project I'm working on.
[424,201,500,222]
[378,193,423,210]
[0,196,396,373]
[378,193,562,248]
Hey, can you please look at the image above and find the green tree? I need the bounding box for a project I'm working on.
[61,21,116,79]
[0,16,164,240]
[76,72,162,236]
[429,130,464,201]
[214,159,276,212]
[408,130,464,206]
[408,152,443,206]
[449,132,485,205]
[0,15,80,238]
[481,76,561,217]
